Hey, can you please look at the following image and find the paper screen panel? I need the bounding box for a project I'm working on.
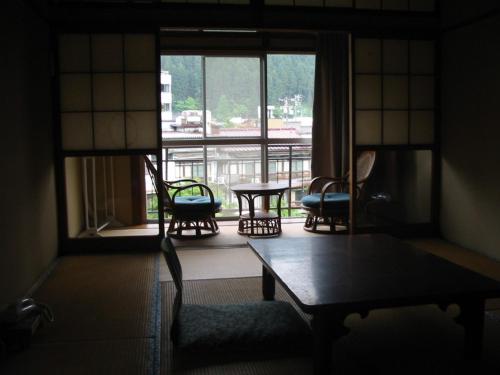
[355,39,381,74]
[383,76,408,109]
[355,75,382,109]
[124,34,156,72]
[410,111,434,144]
[94,112,126,149]
[410,40,434,74]
[60,74,92,112]
[265,0,294,4]
[93,74,124,111]
[295,0,323,6]
[325,0,353,6]
[126,111,157,149]
[91,34,123,72]
[382,0,408,10]
[125,73,157,111]
[59,34,89,73]
[356,0,381,9]
[409,0,434,12]
[383,111,408,144]
[61,113,93,150]
[356,111,382,145]
[220,0,250,3]
[383,39,408,74]
[410,76,434,109]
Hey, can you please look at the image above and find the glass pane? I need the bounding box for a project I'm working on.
[355,39,381,74]
[410,40,435,74]
[383,39,408,74]
[356,150,432,228]
[268,144,311,218]
[267,54,315,139]
[59,34,90,73]
[383,75,408,109]
[60,74,92,112]
[356,110,382,145]
[91,34,123,72]
[410,110,434,144]
[205,57,261,137]
[207,145,262,216]
[383,110,408,144]
[93,73,124,111]
[126,111,157,149]
[61,113,93,150]
[160,55,203,140]
[355,75,382,109]
[164,147,204,182]
[124,34,156,72]
[94,112,126,149]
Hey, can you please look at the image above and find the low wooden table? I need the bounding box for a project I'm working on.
[231,182,288,236]
[248,234,500,374]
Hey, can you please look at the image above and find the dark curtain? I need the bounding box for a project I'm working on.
[311,33,349,178]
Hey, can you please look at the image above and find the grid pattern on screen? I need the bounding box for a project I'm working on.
[58,33,158,151]
[354,38,435,146]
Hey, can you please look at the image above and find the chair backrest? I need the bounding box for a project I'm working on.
[161,236,183,293]
[356,151,376,184]
[143,156,175,209]
[161,237,183,340]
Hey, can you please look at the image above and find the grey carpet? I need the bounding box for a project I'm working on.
[162,277,500,375]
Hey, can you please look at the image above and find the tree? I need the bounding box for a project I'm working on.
[175,97,200,112]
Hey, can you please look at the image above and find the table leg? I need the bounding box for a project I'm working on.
[262,266,275,301]
[456,299,485,359]
[311,313,332,375]
[311,310,351,375]
[248,194,255,236]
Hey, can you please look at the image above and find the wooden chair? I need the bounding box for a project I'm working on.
[144,156,221,239]
[301,151,376,233]
[161,237,312,363]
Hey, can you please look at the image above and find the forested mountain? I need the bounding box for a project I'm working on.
[161,54,315,122]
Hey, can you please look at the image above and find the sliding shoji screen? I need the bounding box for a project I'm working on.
[264,0,435,11]
[58,33,158,151]
[352,36,436,232]
[354,38,435,146]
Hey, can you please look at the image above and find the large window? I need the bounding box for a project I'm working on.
[151,53,315,219]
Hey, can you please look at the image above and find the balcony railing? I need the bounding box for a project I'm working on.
[146,144,312,220]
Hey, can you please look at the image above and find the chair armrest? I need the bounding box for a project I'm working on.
[171,183,216,208]
[308,176,346,194]
[166,179,204,196]
[319,181,346,214]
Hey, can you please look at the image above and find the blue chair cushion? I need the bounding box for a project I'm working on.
[173,195,222,212]
[177,301,311,354]
[301,192,350,209]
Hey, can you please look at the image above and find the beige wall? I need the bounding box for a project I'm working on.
[441,1,500,259]
[0,2,58,306]
[65,158,85,238]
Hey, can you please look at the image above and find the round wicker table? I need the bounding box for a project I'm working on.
[231,182,288,237]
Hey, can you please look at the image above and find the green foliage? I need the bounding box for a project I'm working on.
[175,97,200,112]
[161,54,315,119]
